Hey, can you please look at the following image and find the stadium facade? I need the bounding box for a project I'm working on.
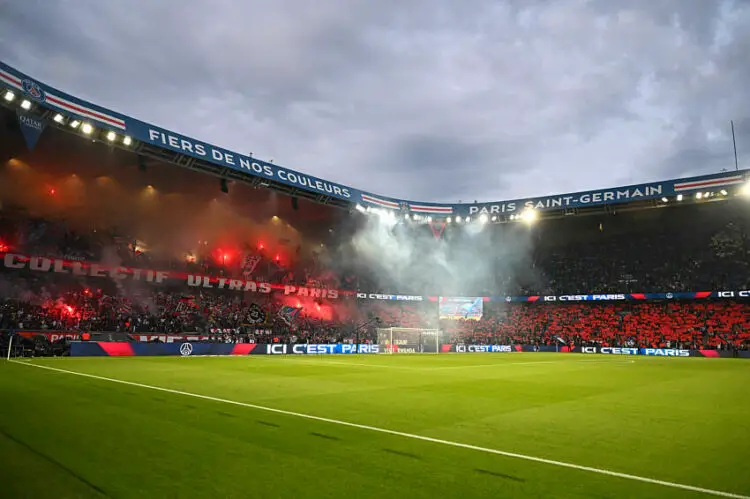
[1,60,748,222]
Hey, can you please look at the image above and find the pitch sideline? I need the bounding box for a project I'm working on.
[9,360,747,499]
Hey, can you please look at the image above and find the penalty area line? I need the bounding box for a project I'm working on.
[10,360,747,499]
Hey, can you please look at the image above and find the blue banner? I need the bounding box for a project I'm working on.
[17,111,46,151]
[492,291,750,303]
[1,61,747,218]
[262,343,380,355]
[639,348,691,357]
[70,342,380,357]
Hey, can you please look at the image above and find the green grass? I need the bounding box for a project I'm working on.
[0,353,748,498]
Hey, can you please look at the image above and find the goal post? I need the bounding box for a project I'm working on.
[376,327,440,354]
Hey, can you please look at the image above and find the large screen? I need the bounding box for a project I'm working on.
[439,297,483,320]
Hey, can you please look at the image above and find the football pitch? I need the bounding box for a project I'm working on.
[1,354,748,499]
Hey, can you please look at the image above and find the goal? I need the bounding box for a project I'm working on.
[377,327,440,354]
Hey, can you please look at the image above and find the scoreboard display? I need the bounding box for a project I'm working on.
[439,297,483,320]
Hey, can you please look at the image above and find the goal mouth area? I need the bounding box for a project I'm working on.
[376,327,440,354]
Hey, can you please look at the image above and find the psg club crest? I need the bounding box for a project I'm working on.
[399,201,410,213]
[179,343,193,356]
[22,79,46,102]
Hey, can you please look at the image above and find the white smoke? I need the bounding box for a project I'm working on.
[348,212,538,298]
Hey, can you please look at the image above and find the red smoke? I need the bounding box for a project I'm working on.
[0,149,334,266]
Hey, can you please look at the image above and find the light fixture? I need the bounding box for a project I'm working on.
[106,131,116,141]
[20,100,31,110]
[53,114,64,123]
[81,123,93,135]
[122,136,132,146]
[3,91,14,102]
[521,209,538,223]
[70,120,81,129]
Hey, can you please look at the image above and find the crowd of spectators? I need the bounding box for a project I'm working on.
[441,301,750,350]
[3,198,750,351]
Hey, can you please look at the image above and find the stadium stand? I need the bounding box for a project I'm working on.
[1,62,750,358]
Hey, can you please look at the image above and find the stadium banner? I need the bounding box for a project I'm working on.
[70,342,378,357]
[133,334,220,343]
[356,293,425,301]
[258,343,380,355]
[16,110,46,151]
[16,331,81,342]
[639,348,691,357]
[493,291,750,303]
[0,252,342,300]
[441,344,513,353]
[1,61,747,218]
[67,341,748,358]
[70,342,257,357]
[577,346,639,355]
[574,346,749,357]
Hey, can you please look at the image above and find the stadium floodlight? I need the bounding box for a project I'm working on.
[521,209,538,223]
[69,120,81,129]
[479,214,488,224]
[81,123,93,135]
[446,217,452,223]
[676,194,683,201]
[20,99,31,110]
[661,197,668,203]
[3,90,14,102]
[354,204,365,213]
[404,213,410,220]
[491,215,497,222]
[122,136,132,146]
[106,131,117,142]
[720,189,728,196]
[696,192,703,200]
[455,216,461,224]
[53,113,64,123]
[741,182,750,197]
[465,216,470,223]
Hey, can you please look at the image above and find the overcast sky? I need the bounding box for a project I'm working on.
[1,0,749,203]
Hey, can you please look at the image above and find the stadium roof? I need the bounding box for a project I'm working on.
[1,60,748,223]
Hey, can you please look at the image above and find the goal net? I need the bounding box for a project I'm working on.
[377,328,440,354]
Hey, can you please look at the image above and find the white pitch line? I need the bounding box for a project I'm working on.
[427,359,634,371]
[10,360,748,499]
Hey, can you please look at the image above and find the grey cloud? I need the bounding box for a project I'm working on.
[1,0,749,203]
